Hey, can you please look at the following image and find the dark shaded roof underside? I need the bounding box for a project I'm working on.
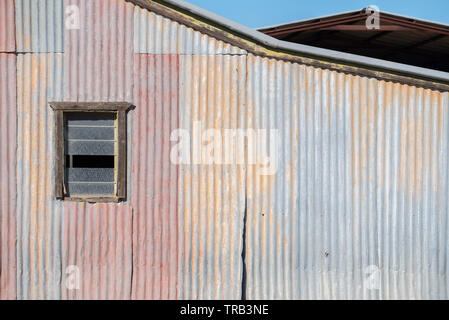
[259,8,449,72]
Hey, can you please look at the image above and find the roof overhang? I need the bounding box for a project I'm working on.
[259,8,449,33]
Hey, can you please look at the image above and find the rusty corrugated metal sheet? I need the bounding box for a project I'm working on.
[131,54,179,299]
[15,0,64,53]
[177,54,247,299]
[0,0,15,52]
[133,6,246,55]
[246,54,449,299]
[0,53,17,300]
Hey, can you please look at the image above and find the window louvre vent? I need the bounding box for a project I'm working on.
[49,102,132,202]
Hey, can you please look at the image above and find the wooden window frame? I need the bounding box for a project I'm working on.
[49,102,132,202]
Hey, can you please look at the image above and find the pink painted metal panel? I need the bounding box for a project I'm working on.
[132,54,179,299]
[60,0,135,299]
[61,203,133,300]
[63,0,134,101]
[0,53,16,300]
[0,0,15,52]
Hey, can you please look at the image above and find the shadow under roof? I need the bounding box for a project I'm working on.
[259,7,449,72]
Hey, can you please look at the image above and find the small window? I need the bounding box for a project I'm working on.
[49,102,132,202]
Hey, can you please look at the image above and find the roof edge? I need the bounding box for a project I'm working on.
[257,8,365,31]
[131,0,449,88]
[258,7,449,31]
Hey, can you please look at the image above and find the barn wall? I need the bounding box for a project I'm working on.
[15,0,137,299]
[246,55,449,299]
[133,4,248,299]
[8,0,449,300]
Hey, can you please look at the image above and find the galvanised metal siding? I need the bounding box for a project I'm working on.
[16,53,64,300]
[178,54,247,299]
[0,53,17,300]
[131,54,179,299]
[63,0,134,102]
[10,0,449,300]
[133,6,246,55]
[61,203,133,300]
[0,0,15,52]
[246,54,449,299]
[16,0,137,299]
[15,0,64,53]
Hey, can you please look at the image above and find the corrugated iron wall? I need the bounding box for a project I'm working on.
[63,0,134,102]
[5,0,449,300]
[15,0,137,299]
[61,203,133,299]
[15,0,64,53]
[0,0,16,52]
[132,54,179,299]
[133,5,248,299]
[0,0,17,301]
[0,53,17,300]
[133,6,246,55]
[16,53,64,300]
[177,54,247,299]
[246,55,449,299]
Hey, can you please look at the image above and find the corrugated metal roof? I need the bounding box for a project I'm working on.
[258,8,449,72]
[258,7,449,31]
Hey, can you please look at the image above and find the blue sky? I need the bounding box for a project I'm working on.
[186,0,449,28]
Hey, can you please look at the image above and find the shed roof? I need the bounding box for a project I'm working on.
[130,0,449,88]
[259,7,449,73]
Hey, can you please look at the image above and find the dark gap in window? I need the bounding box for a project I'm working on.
[71,155,115,168]
[65,155,70,168]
